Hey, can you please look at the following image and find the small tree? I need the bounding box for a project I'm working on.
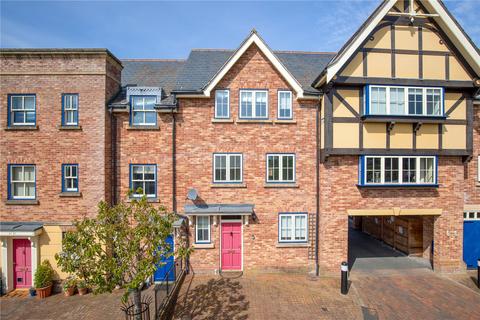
[56,194,177,319]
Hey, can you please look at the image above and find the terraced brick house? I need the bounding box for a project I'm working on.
[1,0,479,293]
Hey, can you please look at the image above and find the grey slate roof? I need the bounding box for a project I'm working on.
[0,222,43,233]
[174,49,335,94]
[184,203,254,215]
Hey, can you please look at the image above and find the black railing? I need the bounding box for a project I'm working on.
[154,258,186,320]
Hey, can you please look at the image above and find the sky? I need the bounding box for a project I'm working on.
[0,0,479,60]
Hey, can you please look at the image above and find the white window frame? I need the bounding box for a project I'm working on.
[195,216,211,243]
[278,213,308,243]
[10,95,36,126]
[63,94,78,126]
[277,90,293,119]
[266,154,296,183]
[131,96,157,126]
[130,164,156,198]
[239,89,268,119]
[363,156,436,185]
[9,165,36,199]
[213,153,243,183]
[367,85,443,117]
[63,164,79,192]
[463,211,480,221]
[215,90,230,119]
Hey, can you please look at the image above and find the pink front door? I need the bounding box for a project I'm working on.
[221,222,242,270]
[13,239,32,289]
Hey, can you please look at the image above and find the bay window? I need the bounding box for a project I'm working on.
[360,156,437,186]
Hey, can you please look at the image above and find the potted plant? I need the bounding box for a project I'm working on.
[63,276,76,297]
[77,280,88,295]
[34,260,54,299]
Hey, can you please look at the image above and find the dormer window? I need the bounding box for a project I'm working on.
[130,96,157,126]
[365,85,443,117]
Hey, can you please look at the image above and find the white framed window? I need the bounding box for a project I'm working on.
[9,165,35,199]
[267,154,295,183]
[239,90,268,119]
[367,85,443,117]
[9,95,36,126]
[195,216,211,243]
[278,91,292,119]
[213,153,242,183]
[62,164,79,192]
[279,213,308,242]
[131,96,157,126]
[62,94,79,126]
[215,90,230,118]
[130,164,156,198]
[361,156,436,185]
[463,211,480,221]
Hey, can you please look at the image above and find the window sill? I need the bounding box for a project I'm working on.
[58,125,82,131]
[356,184,439,188]
[59,192,82,197]
[264,183,299,188]
[211,183,247,188]
[126,197,160,203]
[5,125,39,131]
[236,119,273,124]
[211,118,234,123]
[361,115,446,124]
[5,199,39,205]
[276,242,309,248]
[126,125,160,130]
[193,243,215,249]
[274,119,296,124]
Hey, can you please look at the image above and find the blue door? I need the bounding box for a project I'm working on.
[463,219,480,269]
[154,235,175,282]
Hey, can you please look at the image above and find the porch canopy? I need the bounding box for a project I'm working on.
[0,222,44,237]
[184,204,254,216]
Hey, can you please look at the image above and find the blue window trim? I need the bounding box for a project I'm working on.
[278,212,308,243]
[61,164,79,192]
[61,94,79,126]
[266,153,296,183]
[364,84,445,118]
[212,153,243,184]
[7,94,37,127]
[7,164,36,200]
[277,90,293,120]
[129,95,158,127]
[195,216,211,244]
[238,89,269,120]
[214,89,230,119]
[129,164,157,198]
[358,155,439,187]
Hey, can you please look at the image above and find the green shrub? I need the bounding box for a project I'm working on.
[34,260,54,289]
[63,276,77,290]
[77,279,87,289]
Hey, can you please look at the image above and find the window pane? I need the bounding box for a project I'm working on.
[13,112,25,124]
[366,157,381,183]
[132,181,143,194]
[12,167,23,181]
[144,181,155,196]
[255,92,267,118]
[408,88,423,115]
[132,97,144,110]
[12,96,22,110]
[133,111,143,124]
[268,156,279,181]
[229,155,241,181]
[24,167,34,181]
[215,90,229,118]
[280,216,292,240]
[371,87,386,114]
[24,96,35,110]
[144,97,156,110]
[426,89,441,116]
[13,183,24,197]
[144,112,156,124]
[132,166,143,180]
[215,156,226,181]
[26,183,35,197]
[295,216,306,240]
[390,88,405,115]
[420,157,434,183]
[384,158,399,183]
[240,92,253,117]
[402,157,416,183]
[144,166,155,180]
[279,92,292,118]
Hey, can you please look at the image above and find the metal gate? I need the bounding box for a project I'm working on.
[463,211,480,269]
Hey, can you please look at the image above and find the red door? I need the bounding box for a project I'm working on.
[13,239,32,289]
[221,222,242,270]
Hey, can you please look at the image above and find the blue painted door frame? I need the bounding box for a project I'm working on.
[463,221,480,269]
[154,235,175,282]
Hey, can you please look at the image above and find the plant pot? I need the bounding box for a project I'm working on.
[64,286,76,297]
[29,288,36,297]
[78,287,88,296]
[36,284,52,299]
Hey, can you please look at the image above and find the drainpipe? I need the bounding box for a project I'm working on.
[110,108,117,205]
[315,94,322,277]
[171,105,177,213]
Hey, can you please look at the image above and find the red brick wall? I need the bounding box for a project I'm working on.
[318,155,465,274]
[175,44,318,273]
[0,53,121,223]
[464,105,480,205]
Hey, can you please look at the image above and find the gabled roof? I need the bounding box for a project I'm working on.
[313,0,480,87]
[174,48,335,96]
[174,30,335,98]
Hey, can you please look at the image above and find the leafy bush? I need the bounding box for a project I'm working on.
[34,260,54,289]
[77,279,87,289]
[63,276,77,290]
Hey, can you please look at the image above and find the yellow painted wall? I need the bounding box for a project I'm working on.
[390,124,413,149]
[333,89,360,117]
[340,52,363,77]
[417,124,439,149]
[363,123,386,148]
[364,26,391,49]
[333,123,359,148]
[395,26,419,50]
[442,125,466,149]
[395,54,419,78]
[449,56,472,81]
[39,225,67,280]
[422,28,449,52]
[445,92,466,120]
[367,52,391,78]
[423,55,446,80]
